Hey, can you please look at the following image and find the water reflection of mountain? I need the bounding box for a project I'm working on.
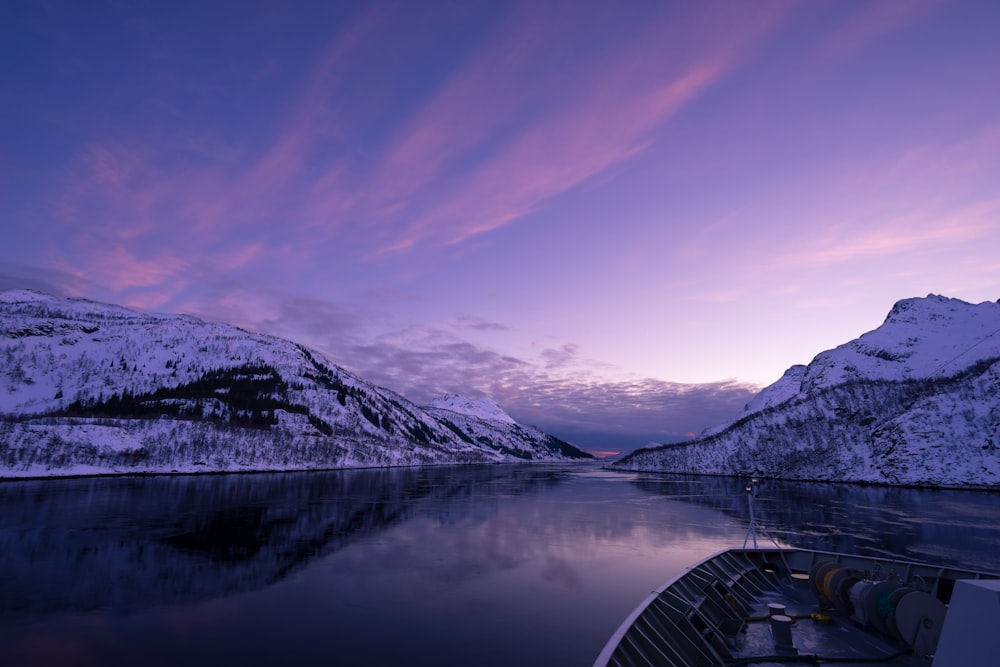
[0,465,566,614]
[628,473,1000,572]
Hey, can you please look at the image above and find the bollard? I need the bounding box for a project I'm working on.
[770,614,797,654]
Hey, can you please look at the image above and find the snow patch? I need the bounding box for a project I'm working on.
[427,394,517,424]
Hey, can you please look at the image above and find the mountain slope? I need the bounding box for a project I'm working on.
[614,295,1000,488]
[0,290,590,477]
[425,394,590,460]
[428,394,517,424]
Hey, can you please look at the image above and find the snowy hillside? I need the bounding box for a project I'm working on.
[615,295,1000,488]
[428,394,517,424]
[0,290,590,477]
[425,394,584,460]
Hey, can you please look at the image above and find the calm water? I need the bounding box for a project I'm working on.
[1,463,999,666]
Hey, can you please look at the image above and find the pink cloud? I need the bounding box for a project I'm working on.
[50,2,794,283]
[440,62,724,244]
[53,242,188,294]
[223,241,265,271]
[51,136,286,309]
[55,143,145,224]
[368,2,791,253]
[891,123,1000,179]
[246,10,386,195]
[367,2,571,214]
[775,199,1000,269]
[820,0,938,61]
[799,120,1000,268]
[45,2,801,297]
[44,10,388,300]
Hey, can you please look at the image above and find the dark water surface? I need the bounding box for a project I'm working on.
[1,464,999,666]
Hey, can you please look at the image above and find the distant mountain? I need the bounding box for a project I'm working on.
[614,295,1000,488]
[0,290,590,477]
[428,394,517,424]
[425,394,586,460]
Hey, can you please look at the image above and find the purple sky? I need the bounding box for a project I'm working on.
[3,1,999,453]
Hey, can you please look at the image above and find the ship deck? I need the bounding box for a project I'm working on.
[594,547,998,667]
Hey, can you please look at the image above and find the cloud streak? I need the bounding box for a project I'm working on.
[820,0,936,61]
[780,205,998,269]
[44,1,793,298]
[44,7,388,305]
[373,2,789,251]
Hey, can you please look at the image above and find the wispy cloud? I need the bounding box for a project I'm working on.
[820,0,937,61]
[401,61,724,249]
[45,2,791,299]
[372,2,790,252]
[45,8,388,303]
[887,122,1000,179]
[767,121,1000,272]
[241,9,386,206]
[0,263,79,296]
[781,205,998,269]
[453,314,509,332]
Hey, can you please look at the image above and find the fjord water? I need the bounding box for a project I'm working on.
[2,464,999,667]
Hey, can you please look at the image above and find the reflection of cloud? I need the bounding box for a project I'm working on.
[540,555,582,588]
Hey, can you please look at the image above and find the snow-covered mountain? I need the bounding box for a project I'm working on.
[614,295,1000,488]
[0,290,590,477]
